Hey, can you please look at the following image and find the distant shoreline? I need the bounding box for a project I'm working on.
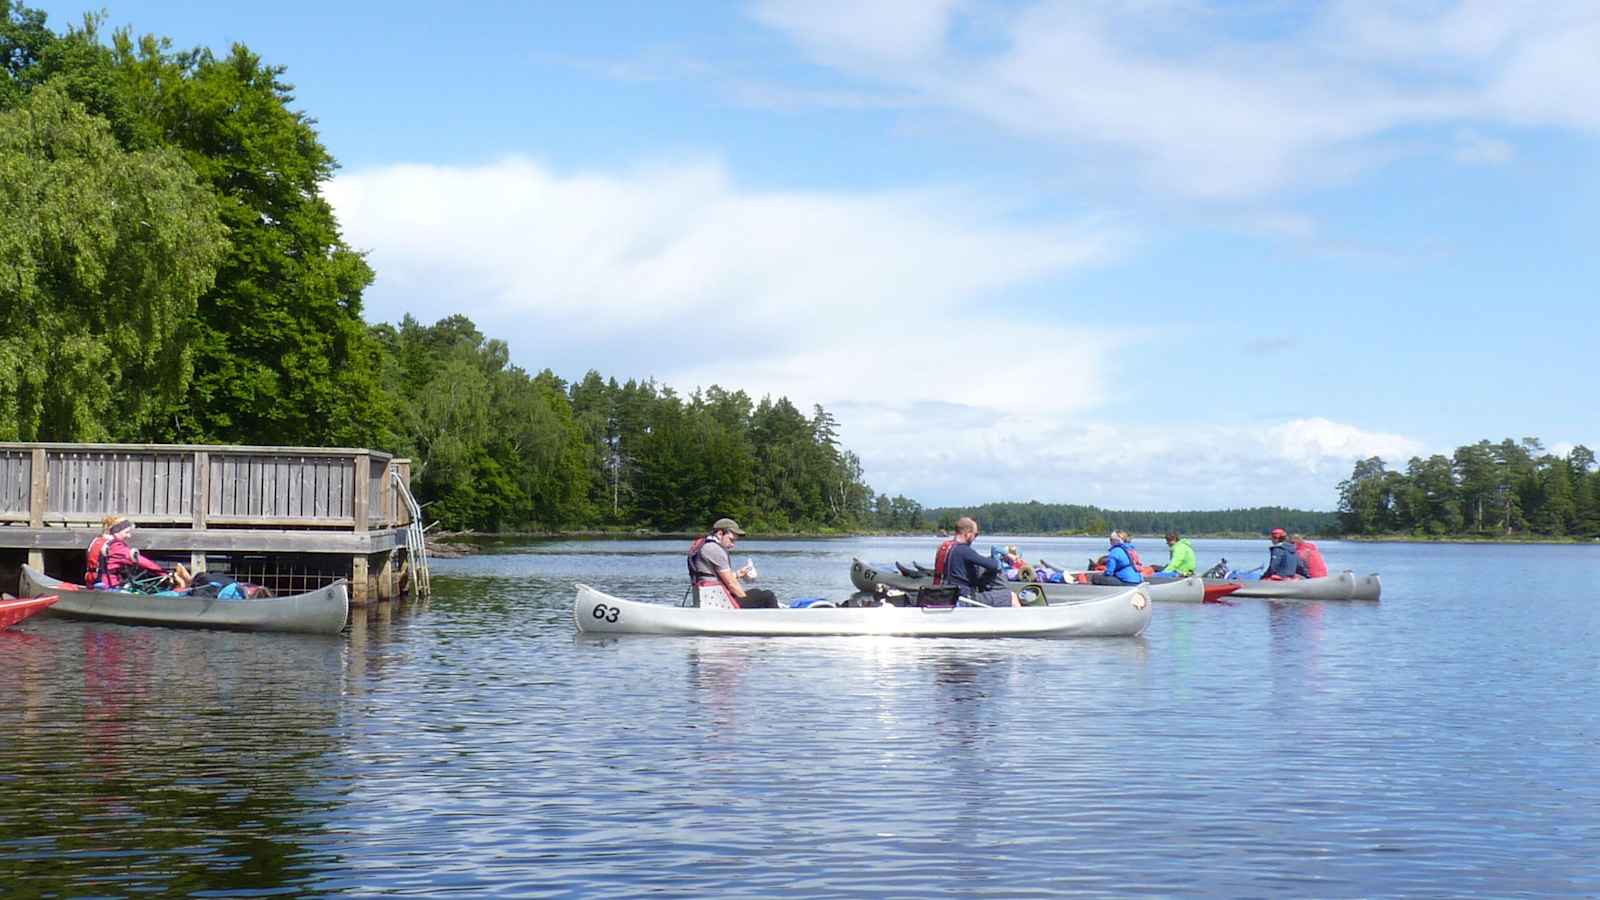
[428,529,1599,550]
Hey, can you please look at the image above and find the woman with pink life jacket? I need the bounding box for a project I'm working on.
[91,517,193,590]
[686,517,778,609]
[1291,534,1329,578]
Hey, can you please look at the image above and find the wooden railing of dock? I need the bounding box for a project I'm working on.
[0,444,410,531]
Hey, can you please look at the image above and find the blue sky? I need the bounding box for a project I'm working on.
[35,0,1600,510]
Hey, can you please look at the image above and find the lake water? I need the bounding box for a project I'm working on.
[2,536,1597,896]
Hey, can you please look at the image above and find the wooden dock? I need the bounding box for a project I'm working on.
[0,443,421,605]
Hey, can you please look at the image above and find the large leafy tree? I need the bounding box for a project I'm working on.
[104,37,390,445]
[0,83,225,440]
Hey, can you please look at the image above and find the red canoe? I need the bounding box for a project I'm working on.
[1201,581,1242,603]
[0,594,59,630]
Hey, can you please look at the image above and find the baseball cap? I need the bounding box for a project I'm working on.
[712,517,747,535]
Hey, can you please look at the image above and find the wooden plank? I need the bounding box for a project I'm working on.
[332,459,348,519]
[86,453,101,516]
[45,455,60,512]
[313,460,327,517]
[208,455,222,519]
[193,451,209,530]
[136,456,147,514]
[153,455,167,516]
[0,453,22,515]
[279,458,292,517]
[254,456,267,517]
[178,454,192,517]
[288,457,302,518]
[63,451,77,515]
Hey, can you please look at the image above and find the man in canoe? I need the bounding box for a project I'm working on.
[1092,532,1144,586]
[1263,528,1309,580]
[1158,531,1197,576]
[687,517,778,609]
[939,517,1019,606]
[95,517,193,590]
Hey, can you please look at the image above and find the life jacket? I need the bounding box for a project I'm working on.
[85,534,112,586]
[931,539,958,586]
[686,534,740,609]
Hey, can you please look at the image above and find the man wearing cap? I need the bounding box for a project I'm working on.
[1263,528,1307,580]
[687,518,779,609]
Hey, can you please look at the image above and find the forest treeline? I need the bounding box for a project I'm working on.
[919,502,1338,536]
[1337,438,1599,538]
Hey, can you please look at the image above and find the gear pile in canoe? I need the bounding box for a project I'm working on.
[849,557,1224,604]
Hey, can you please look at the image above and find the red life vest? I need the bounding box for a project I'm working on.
[931,539,958,586]
[85,534,111,585]
[686,535,711,582]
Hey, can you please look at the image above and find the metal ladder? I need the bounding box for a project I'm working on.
[392,470,432,598]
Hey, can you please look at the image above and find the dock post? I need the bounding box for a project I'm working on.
[350,452,370,605]
[27,447,45,571]
[351,555,369,606]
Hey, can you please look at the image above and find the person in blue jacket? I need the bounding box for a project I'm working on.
[1091,532,1144,585]
[1263,528,1309,579]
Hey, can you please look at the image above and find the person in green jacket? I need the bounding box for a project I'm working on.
[1160,531,1197,576]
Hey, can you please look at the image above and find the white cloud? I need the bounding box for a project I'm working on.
[749,1,1600,199]
[1452,129,1514,165]
[845,414,1426,510]
[329,157,1422,510]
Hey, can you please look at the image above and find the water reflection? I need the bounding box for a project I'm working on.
[2,622,351,896]
[4,539,1598,896]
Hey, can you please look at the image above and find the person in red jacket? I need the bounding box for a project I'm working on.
[97,518,192,590]
[84,514,120,585]
[1291,534,1329,578]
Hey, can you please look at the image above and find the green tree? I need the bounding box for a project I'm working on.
[119,39,389,445]
[0,1,55,110]
[0,82,225,441]
[1338,457,1397,534]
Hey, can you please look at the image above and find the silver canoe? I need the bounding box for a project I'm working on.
[21,566,349,635]
[849,558,1203,603]
[574,582,1152,638]
[1222,571,1381,601]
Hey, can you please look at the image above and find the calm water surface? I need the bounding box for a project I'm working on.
[2,537,1597,896]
